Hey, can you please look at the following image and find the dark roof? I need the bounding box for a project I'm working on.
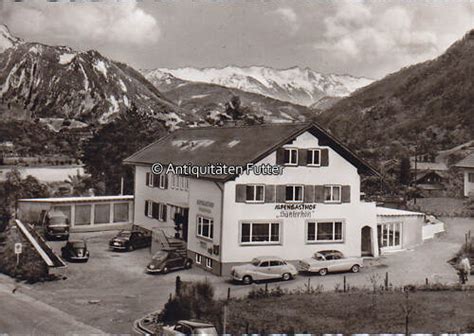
[456,153,474,168]
[124,122,379,181]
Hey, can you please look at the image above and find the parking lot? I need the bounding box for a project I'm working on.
[9,217,472,334]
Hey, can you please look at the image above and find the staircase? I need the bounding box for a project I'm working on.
[152,229,187,257]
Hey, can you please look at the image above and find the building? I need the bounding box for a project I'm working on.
[17,195,134,232]
[124,122,383,275]
[410,159,448,197]
[455,153,474,197]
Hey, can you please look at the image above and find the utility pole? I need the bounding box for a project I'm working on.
[413,143,418,205]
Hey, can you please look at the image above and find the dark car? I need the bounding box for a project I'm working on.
[41,210,70,240]
[61,240,89,262]
[146,249,193,274]
[109,230,151,251]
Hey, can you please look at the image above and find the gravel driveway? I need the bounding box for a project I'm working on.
[12,217,473,334]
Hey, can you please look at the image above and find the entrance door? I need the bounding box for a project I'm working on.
[361,226,373,256]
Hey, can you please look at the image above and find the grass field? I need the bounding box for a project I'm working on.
[223,288,474,334]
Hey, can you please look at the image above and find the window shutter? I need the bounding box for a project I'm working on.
[298,149,307,166]
[162,204,167,221]
[164,174,169,189]
[264,185,276,203]
[146,172,150,186]
[144,200,149,217]
[321,149,329,166]
[276,148,285,165]
[342,186,351,203]
[304,185,315,203]
[314,185,325,203]
[235,184,246,202]
[276,185,286,203]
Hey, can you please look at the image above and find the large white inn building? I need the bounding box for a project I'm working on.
[124,122,381,275]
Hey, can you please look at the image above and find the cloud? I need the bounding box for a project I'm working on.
[273,7,299,34]
[2,0,160,46]
[317,3,439,69]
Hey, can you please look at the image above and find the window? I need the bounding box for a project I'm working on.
[94,204,110,224]
[159,173,167,189]
[307,221,343,242]
[283,148,298,165]
[324,185,341,203]
[270,260,284,266]
[378,222,401,248]
[285,185,304,203]
[469,173,474,183]
[245,185,264,203]
[195,254,202,264]
[113,203,129,223]
[240,222,280,244]
[307,149,321,166]
[152,202,167,221]
[259,261,270,267]
[146,172,153,187]
[197,216,213,240]
[171,174,189,191]
[75,205,92,225]
[206,258,213,269]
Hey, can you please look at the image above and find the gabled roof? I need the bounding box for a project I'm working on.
[455,153,474,168]
[124,122,379,181]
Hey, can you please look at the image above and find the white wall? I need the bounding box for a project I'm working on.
[133,165,189,234]
[221,131,378,265]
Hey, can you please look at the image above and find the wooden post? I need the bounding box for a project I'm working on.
[264,283,268,294]
[222,304,227,335]
[175,276,181,296]
[227,287,231,300]
[343,276,347,292]
[307,278,311,293]
[425,278,429,286]
[385,272,389,290]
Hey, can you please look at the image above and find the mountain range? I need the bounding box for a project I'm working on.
[0,25,183,129]
[319,29,474,161]
[144,66,373,107]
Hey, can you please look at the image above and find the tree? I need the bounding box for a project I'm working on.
[65,172,91,196]
[399,157,411,186]
[81,106,166,195]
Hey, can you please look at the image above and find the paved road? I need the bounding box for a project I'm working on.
[0,276,104,335]
[4,217,472,334]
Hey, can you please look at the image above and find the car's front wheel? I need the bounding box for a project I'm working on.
[162,266,169,274]
[242,275,253,285]
[351,265,360,273]
[319,268,328,276]
[282,273,292,281]
[184,260,192,269]
[128,244,134,252]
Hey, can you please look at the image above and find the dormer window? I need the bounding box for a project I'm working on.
[284,148,298,166]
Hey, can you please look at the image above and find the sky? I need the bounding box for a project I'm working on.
[1,0,474,79]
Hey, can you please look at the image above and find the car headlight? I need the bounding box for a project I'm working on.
[149,264,155,269]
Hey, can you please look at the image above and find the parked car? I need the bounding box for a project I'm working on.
[298,250,363,276]
[61,240,89,262]
[231,256,297,285]
[109,230,151,251]
[146,249,193,274]
[39,210,70,240]
[161,320,218,336]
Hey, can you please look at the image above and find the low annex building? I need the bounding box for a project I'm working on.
[455,153,474,197]
[124,122,382,276]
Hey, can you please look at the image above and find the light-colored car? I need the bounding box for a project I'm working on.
[231,256,298,285]
[298,250,363,276]
[161,320,218,335]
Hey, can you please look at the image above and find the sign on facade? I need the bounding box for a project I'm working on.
[14,242,22,254]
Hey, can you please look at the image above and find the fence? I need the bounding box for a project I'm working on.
[422,222,445,240]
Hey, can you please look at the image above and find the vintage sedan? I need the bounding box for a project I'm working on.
[231,256,298,285]
[298,250,363,276]
[61,240,89,262]
[109,230,151,251]
[161,320,218,336]
[146,249,193,274]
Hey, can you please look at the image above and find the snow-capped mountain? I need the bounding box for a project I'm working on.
[0,25,182,127]
[144,66,373,107]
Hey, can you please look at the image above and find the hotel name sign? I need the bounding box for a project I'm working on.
[275,203,316,218]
